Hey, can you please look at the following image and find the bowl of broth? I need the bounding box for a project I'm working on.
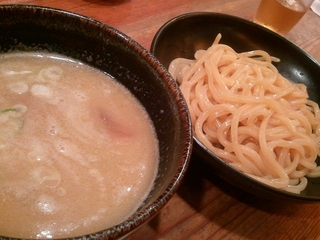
[0,5,192,239]
[150,12,320,202]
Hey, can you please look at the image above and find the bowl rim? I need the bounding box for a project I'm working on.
[151,11,320,68]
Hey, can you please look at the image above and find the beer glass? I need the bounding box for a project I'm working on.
[254,0,315,35]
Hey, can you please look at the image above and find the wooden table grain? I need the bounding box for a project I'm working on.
[1,0,320,239]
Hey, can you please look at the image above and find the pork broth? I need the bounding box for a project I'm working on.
[0,52,159,239]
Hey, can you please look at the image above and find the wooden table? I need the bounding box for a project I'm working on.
[1,0,320,239]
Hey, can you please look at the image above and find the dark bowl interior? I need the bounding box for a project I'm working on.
[0,5,192,239]
[150,12,320,202]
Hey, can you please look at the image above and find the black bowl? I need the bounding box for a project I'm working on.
[150,12,320,202]
[0,5,192,239]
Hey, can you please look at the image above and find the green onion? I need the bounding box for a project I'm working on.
[1,108,17,113]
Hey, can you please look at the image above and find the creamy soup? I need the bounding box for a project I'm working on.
[0,52,159,239]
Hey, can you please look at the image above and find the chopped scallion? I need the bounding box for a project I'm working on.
[1,108,17,113]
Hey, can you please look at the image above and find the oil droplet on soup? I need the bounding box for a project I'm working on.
[0,52,159,239]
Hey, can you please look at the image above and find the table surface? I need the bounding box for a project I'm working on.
[1,0,320,239]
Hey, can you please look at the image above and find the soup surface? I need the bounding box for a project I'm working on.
[0,52,159,239]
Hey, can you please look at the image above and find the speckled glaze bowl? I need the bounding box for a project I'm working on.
[0,5,192,239]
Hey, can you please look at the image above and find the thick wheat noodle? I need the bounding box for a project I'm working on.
[169,34,320,194]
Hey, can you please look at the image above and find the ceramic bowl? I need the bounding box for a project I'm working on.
[150,12,320,202]
[0,5,192,239]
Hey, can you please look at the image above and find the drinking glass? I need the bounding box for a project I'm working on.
[254,0,315,35]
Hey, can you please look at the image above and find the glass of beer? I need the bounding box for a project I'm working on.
[254,0,314,35]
